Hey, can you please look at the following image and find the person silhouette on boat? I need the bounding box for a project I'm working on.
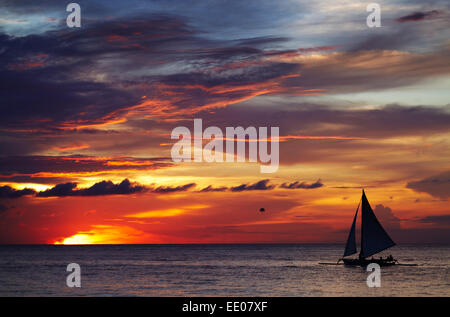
[387,255,393,261]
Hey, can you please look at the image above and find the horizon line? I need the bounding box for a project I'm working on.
[1,242,448,246]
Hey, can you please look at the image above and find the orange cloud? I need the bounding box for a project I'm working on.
[125,204,210,218]
[57,118,127,130]
[53,144,90,152]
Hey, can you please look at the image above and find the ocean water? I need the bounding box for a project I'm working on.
[0,244,448,296]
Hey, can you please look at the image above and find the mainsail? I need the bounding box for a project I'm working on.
[360,190,396,258]
[342,190,396,259]
[343,203,359,257]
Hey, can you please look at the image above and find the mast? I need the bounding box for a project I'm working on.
[360,190,364,259]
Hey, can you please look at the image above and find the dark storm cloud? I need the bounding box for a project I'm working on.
[36,182,77,197]
[280,179,323,189]
[152,183,196,193]
[406,171,450,199]
[37,179,148,197]
[72,178,148,196]
[30,180,204,197]
[230,179,275,192]
[0,185,36,198]
[199,185,228,192]
[16,177,329,197]
[396,10,441,22]
[199,180,324,192]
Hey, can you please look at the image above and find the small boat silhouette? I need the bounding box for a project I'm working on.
[319,190,417,267]
[339,189,397,266]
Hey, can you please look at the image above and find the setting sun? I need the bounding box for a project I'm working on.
[54,234,94,245]
[53,225,163,245]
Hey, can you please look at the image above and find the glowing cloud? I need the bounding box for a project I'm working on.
[125,204,210,218]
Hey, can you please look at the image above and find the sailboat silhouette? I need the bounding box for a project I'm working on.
[339,189,397,266]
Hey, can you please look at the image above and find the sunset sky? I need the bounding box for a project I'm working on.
[0,0,449,244]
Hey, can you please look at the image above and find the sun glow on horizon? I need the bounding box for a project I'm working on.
[54,233,94,245]
[53,224,162,245]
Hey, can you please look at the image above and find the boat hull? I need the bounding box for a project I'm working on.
[341,258,397,267]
